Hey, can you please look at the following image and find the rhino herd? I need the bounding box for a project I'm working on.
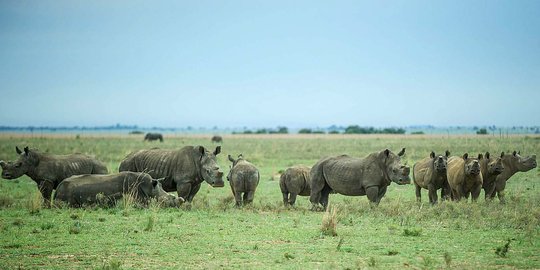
[0,144,536,209]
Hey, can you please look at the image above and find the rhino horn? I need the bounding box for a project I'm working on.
[16,146,22,154]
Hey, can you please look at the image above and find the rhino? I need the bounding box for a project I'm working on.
[227,154,260,207]
[489,151,536,203]
[309,148,410,210]
[413,150,451,204]
[119,145,224,202]
[279,165,311,206]
[447,153,483,201]
[54,171,184,207]
[144,133,163,142]
[0,146,108,205]
[211,135,223,143]
[479,152,505,201]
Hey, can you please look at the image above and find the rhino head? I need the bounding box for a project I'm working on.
[151,178,185,207]
[383,148,410,185]
[505,151,537,172]
[1,146,38,180]
[484,152,505,175]
[198,146,224,188]
[430,150,449,173]
[462,153,481,176]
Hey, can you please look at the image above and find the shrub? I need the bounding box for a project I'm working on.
[321,205,338,236]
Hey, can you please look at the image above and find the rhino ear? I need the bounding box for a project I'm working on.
[430,151,435,159]
[383,149,390,157]
[24,147,30,156]
[198,146,205,156]
[485,152,490,159]
[500,152,505,158]
[214,146,221,155]
[518,151,521,155]
[238,154,243,159]
[0,160,6,169]
[16,146,22,154]
[228,154,235,163]
[463,153,469,160]
[151,180,158,188]
[477,154,483,160]
[445,150,450,157]
[512,151,517,156]
[398,148,405,157]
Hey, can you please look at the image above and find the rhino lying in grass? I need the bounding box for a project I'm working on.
[227,154,259,207]
[54,172,184,207]
[144,133,163,142]
[447,153,483,202]
[279,165,311,206]
[309,148,410,210]
[119,146,224,203]
[489,151,537,203]
[0,146,108,205]
[413,151,450,204]
[480,152,505,201]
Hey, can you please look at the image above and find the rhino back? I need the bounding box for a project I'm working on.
[413,157,432,188]
[230,162,259,192]
[33,154,107,186]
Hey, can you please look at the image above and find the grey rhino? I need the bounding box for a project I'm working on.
[447,153,483,201]
[144,133,163,142]
[279,165,311,206]
[227,154,259,207]
[413,150,450,204]
[0,146,108,205]
[54,171,184,207]
[211,135,223,143]
[489,151,536,203]
[480,152,505,201]
[119,145,224,202]
[309,148,410,210]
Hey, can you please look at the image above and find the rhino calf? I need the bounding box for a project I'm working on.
[227,154,260,207]
[279,165,311,206]
[0,146,108,206]
[447,153,483,202]
[54,172,184,207]
[413,151,450,204]
[144,133,163,142]
[491,151,536,203]
[480,152,505,201]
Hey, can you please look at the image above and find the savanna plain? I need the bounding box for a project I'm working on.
[0,134,539,269]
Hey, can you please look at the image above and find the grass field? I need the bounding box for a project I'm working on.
[0,134,539,269]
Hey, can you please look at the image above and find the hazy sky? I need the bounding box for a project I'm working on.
[1,1,539,128]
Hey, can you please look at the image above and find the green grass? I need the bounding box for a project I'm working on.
[0,134,539,269]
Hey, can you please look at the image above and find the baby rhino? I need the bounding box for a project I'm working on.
[413,150,450,204]
[227,154,260,207]
[279,165,311,206]
[447,153,483,202]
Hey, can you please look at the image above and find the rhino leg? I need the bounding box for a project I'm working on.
[234,192,242,207]
[282,192,289,206]
[243,191,255,205]
[427,184,438,205]
[483,182,496,201]
[38,180,54,208]
[441,182,451,201]
[319,185,332,210]
[186,183,201,202]
[471,184,482,202]
[494,180,507,204]
[288,193,298,207]
[176,182,194,202]
[414,183,422,203]
[366,186,380,204]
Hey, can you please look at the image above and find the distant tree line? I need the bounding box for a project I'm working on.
[343,125,406,134]
[232,126,289,134]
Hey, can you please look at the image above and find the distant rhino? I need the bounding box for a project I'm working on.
[144,133,163,142]
[489,151,536,203]
[119,146,224,202]
[309,148,410,210]
[211,135,223,143]
[413,150,450,204]
[0,146,108,205]
[54,172,184,207]
[279,165,311,206]
[227,154,259,207]
[447,153,483,201]
[480,152,505,200]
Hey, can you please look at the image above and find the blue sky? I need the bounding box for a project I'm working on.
[1,1,539,128]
